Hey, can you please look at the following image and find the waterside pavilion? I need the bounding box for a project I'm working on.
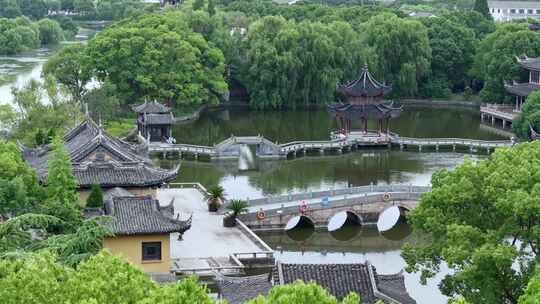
[328,64,402,136]
[481,56,540,129]
[133,100,175,143]
[22,117,179,202]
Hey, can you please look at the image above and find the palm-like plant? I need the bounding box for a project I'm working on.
[207,185,225,212]
[226,200,249,217]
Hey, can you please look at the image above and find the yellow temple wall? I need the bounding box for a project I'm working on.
[103,234,171,273]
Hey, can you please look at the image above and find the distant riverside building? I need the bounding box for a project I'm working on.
[133,100,175,143]
[22,118,179,202]
[488,1,540,21]
[505,56,540,111]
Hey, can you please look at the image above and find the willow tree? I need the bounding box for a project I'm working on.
[362,13,431,97]
[243,16,367,109]
[402,142,540,304]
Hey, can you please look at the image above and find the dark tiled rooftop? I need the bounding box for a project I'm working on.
[22,118,178,188]
[505,82,540,97]
[218,263,416,304]
[132,100,171,114]
[338,64,392,98]
[103,195,191,236]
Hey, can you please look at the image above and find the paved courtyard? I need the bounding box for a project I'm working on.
[157,188,262,260]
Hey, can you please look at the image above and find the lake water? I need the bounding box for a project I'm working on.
[157,106,507,304]
[0,27,96,105]
[0,30,504,304]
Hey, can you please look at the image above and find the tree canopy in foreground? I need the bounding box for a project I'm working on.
[403,141,540,304]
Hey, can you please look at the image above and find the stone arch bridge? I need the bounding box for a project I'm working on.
[238,186,430,231]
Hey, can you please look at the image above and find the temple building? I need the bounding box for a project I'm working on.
[84,189,191,274]
[505,56,540,111]
[328,64,402,135]
[133,100,175,143]
[22,118,179,202]
[217,262,416,304]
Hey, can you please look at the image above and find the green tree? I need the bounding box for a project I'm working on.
[37,18,64,45]
[74,0,96,17]
[473,0,491,19]
[0,141,44,218]
[473,23,540,103]
[82,82,120,122]
[86,11,227,106]
[44,44,92,102]
[44,137,81,227]
[421,16,476,93]
[193,0,205,11]
[402,142,540,304]
[242,16,367,109]
[20,0,48,19]
[248,281,360,304]
[0,0,22,18]
[513,91,540,139]
[362,13,431,97]
[86,184,103,208]
[207,0,216,16]
[0,250,216,303]
[519,265,540,304]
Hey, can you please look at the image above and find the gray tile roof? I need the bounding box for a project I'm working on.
[143,113,174,125]
[22,118,179,188]
[103,195,191,235]
[217,262,416,304]
[505,82,540,97]
[518,57,540,71]
[217,274,272,304]
[132,100,171,114]
[338,64,392,98]
[328,102,403,120]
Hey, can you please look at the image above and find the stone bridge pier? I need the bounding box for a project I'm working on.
[240,196,419,231]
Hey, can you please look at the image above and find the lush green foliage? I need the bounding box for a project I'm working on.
[44,137,81,227]
[0,251,214,303]
[0,141,44,219]
[474,23,540,103]
[1,79,83,145]
[363,13,431,97]
[226,199,248,217]
[248,280,359,304]
[0,0,52,19]
[86,11,227,106]
[519,265,540,304]
[473,0,491,19]
[37,18,64,44]
[514,91,540,139]
[43,43,92,102]
[402,142,540,303]
[420,16,475,95]
[0,17,40,54]
[241,16,368,109]
[86,184,104,208]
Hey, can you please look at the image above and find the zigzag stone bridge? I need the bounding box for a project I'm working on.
[236,185,432,231]
[144,131,513,160]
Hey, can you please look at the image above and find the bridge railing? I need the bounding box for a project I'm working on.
[246,185,430,207]
[241,191,426,222]
[391,137,512,147]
